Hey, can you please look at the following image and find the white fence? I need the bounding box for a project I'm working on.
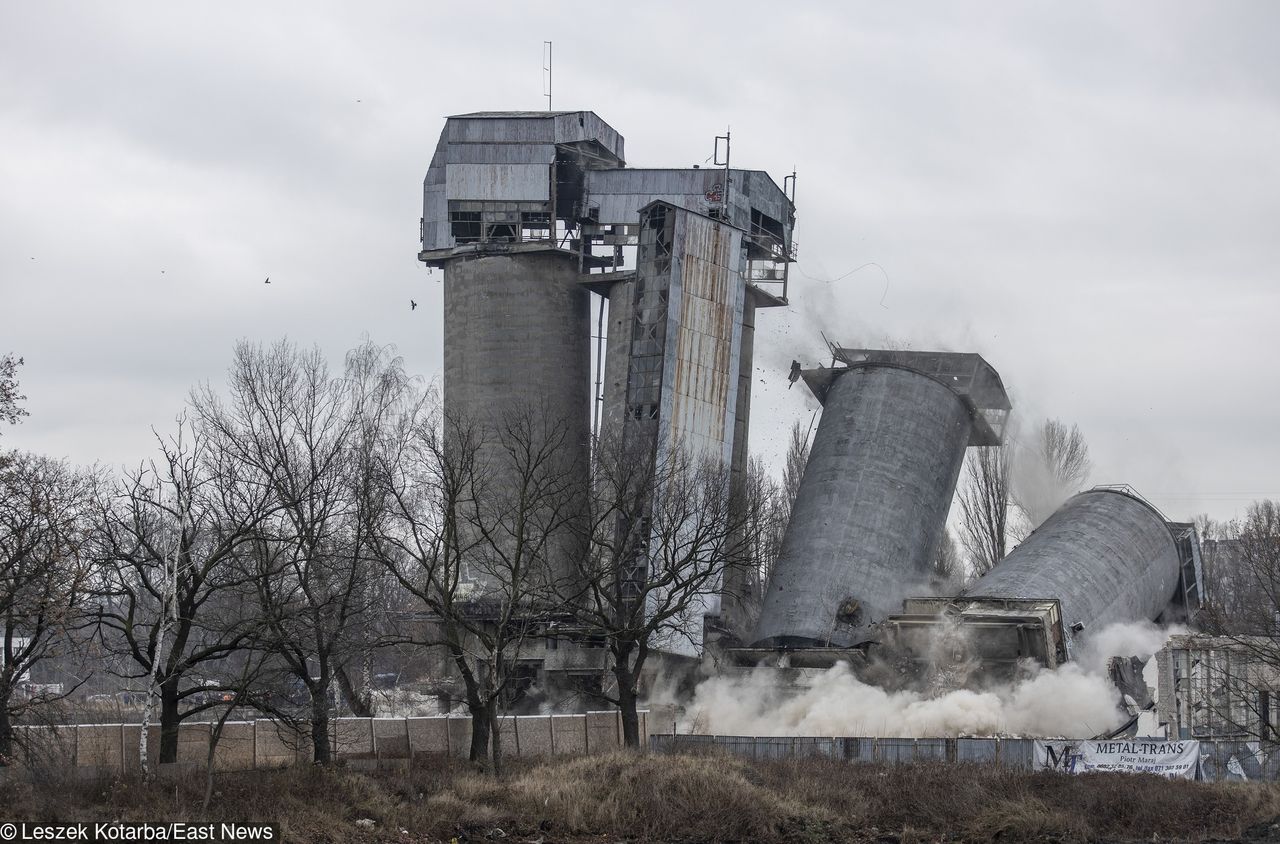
[9,710,659,775]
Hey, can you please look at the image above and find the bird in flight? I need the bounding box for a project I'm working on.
[264,277,270,284]
[410,300,418,311]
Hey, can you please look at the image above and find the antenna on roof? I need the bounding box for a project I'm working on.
[543,41,553,111]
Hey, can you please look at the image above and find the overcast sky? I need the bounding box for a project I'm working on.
[2,2,1277,523]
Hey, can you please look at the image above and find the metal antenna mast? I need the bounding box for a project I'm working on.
[543,41,553,111]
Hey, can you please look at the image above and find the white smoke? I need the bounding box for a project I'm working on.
[1073,619,1187,675]
[681,621,1185,739]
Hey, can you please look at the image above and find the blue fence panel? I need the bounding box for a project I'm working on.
[756,737,794,760]
[915,738,948,761]
[792,737,836,758]
[878,738,916,764]
[649,734,1278,779]
[999,738,1036,769]
[834,737,875,761]
[957,738,999,763]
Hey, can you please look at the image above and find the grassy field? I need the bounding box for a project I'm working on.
[3,752,1280,843]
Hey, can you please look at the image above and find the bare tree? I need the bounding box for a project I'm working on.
[559,433,757,747]
[191,339,410,763]
[735,457,783,613]
[931,528,963,592]
[757,417,813,593]
[782,415,814,508]
[375,402,583,772]
[0,452,94,761]
[0,354,28,434]
[1015,418,1092,528]
[1183,501,1280,741]
[956,443,1016,578]
[92,419,270,768]
[1201,502,1280,637]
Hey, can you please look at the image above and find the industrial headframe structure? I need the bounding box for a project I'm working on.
[419,111,796,665]
[420,110,1205,715]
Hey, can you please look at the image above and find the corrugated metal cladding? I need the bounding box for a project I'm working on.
[583,168,793,230]
[421,111,627,253]
[442,111,624,162]
[444,144,557,165]
[662,209,745,470]
[445,164,550,202]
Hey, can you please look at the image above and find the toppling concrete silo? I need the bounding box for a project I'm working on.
[887,486,1204,673]
[751,349,1011,648]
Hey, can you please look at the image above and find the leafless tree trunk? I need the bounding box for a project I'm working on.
[191,339,409,764]
[1014,418,1092,528]
[374,400,583,772]
[0,452,94,761]
[754,418,813,595]
[1189,501,1280,741]
[956,443,1016,578]
[931,528,963,592]
[93,419,270,768]
[557,432,759,747]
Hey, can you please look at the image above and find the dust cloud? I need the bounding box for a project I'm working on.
[680,621,1181,739]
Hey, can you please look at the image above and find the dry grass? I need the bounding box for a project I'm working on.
[2,752,1279,843]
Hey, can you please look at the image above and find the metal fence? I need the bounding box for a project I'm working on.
[650,734,1038,768]
[650,734,1280,781]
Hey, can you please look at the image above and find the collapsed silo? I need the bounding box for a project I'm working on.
[887,486,1201,673]
[751,349,1011,648]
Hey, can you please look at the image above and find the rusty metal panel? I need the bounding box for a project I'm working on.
[446,163,550,202]
[659,210,744,470]
[553,112,625,161]
[585,169,740,226]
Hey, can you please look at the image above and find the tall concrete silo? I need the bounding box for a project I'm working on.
[419,112,797,651]
[752,349,1011,648]
[442,251,591,459]
[966,488,1182,640]
[419,112,624,593]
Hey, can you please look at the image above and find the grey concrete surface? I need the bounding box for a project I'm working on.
[753,365,973,647]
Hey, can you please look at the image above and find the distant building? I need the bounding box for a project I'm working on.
[1157,633,1280,741]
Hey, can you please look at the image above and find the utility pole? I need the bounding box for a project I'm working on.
[543,41,553,111]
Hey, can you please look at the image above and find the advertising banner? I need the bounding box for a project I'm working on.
[1034,739,1200,779]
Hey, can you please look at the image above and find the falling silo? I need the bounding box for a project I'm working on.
[967,488,1181,635]
[887,486,1203,672]
[752,349,1011,648]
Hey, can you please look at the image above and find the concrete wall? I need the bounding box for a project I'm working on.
[7,710,657,775]
[442,251,592,592]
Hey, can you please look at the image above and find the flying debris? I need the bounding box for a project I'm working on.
[264,277,270,284]
[788,360,802,388]
[410,300,418,311]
